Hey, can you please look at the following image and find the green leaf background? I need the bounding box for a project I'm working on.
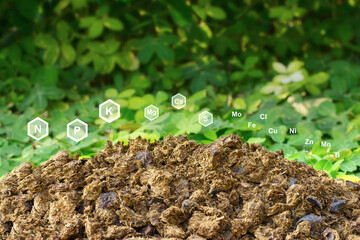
[0,0,360,183]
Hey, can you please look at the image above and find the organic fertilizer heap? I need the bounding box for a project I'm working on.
[0,134,360,239]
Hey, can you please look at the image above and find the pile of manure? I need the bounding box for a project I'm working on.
[0,134,359,239]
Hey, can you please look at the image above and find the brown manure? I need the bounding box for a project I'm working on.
[0,134,360,239]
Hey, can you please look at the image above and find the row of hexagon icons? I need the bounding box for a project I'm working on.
[28,110,213,141]
[143,108,214,126]
[99,101,161,122]
[143,94,186,121]
[28,117,88,142]
[27,104,211,142]
[98,95,186,124]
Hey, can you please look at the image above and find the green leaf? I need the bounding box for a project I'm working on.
[11,129,29,143]
[247,69,263,78]
[155,91,168,104]
[35,33,58,49]
[1,144,22,156]
[244,56,259,69]
[305,84,321,95]
[192,5,206,20]
[287,61,304,72]
[44,46,60,65]
[87,38,120,55]
[175,114,201,135]
[92,53,106,72]
[71,0,87,9]
[336,174,360,183]
[310,72,329,85]
[287,134,306,146]
[260,83,282,95]
[330,76,347,93]
[230,71,246,81]
[88,19,104,38]
[247,99,261,114]
[15,0,38,19]
[318,101,336,117]
[268,144,297,158]
[168,0,193,26]
[56,21,70,42]
[138,45,156,64]
[273,62,287,73]
[33,90,48,111]
[104,88,118,98]
[118,89,135,98]
[206,6,226,20]
[44,87,65,100]
[104,17,124,31]
[115,51,139,71]
[313,159,332,173]
[54,0,70,13]
[203,129,217,140]
[79,16,96,28]
[287,151,306,162]
[351,103,360,115]
[334,25,354,42]
[247,137,266,144]
[60,43,76,68]
[330,160,344,174]
[131,74,150,90]
[155,44,174,62]
[340,160,358,172]
[34,34,60,65]
[311,142,329,156]
[42,66,58,86]
[128,97,147,109]
[268,126,287,143]
[338,149,352,160]
[233,98,246,110]
[207,69,226,86]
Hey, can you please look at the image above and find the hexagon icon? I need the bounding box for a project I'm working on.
[172,93,186,109]
[99,99,120,123]
[144,105,159,121]
[27,117,49,141]
[67,119,88,142]
[198,111,213,127]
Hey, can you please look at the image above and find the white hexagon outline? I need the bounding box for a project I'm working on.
[99,99,120,123]
[27,117,49,141]
[198,111,213,127]
[144,105,159,121]
[67,119,88,142]
[171,93,186,109]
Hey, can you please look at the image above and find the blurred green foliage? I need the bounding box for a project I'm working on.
[1,0,360,182]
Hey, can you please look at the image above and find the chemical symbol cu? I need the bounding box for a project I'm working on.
[144,105,159,121]
[67,119,88,142]
[99,99,120,123]
[198,111,213,127]
[172,93,186,109]
[27,117,49,141]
